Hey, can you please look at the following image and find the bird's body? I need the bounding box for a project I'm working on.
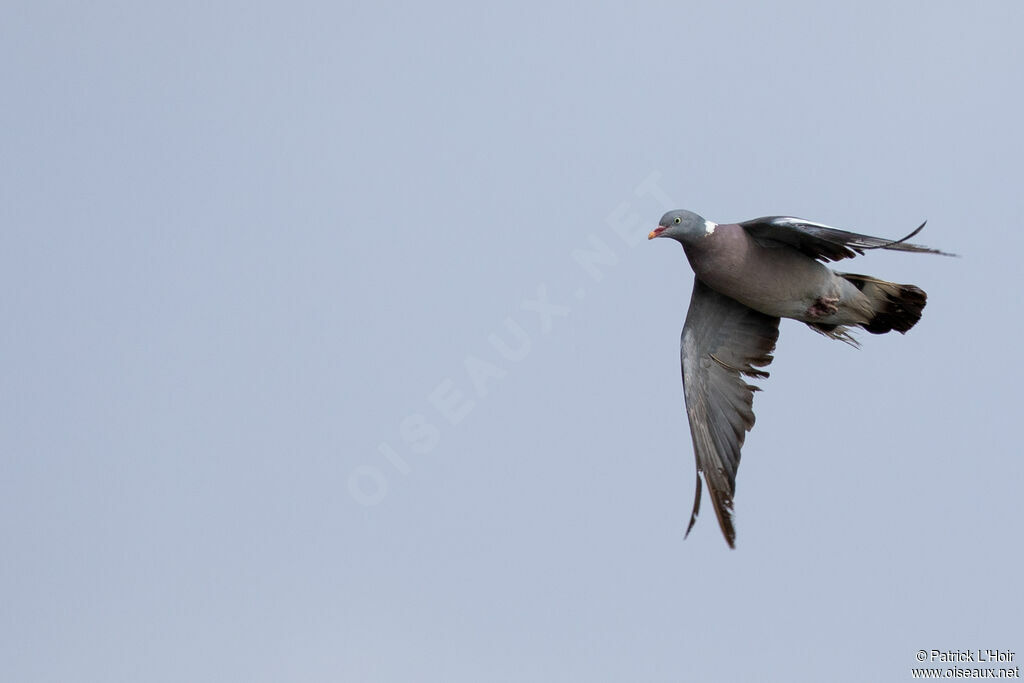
[649,209,954,547]
[683,222,863,324]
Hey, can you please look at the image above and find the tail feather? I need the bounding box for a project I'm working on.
[840,272,927,334]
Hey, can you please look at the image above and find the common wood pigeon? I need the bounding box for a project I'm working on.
[649,210,955,548]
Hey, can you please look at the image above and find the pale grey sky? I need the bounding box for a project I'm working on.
[2,2,1022,682]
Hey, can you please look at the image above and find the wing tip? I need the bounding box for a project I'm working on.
[708,484,737,549]
[684,472,702,539]
[686,470,737,548]
[869,219,959,257]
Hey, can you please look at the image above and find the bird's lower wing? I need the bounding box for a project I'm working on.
[739,216,954,262]
[681,278,781,548]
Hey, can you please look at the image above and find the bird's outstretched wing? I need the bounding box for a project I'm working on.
[738,216,954,263]
[681,278,780,548]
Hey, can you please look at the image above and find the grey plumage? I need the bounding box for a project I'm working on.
[649,209,955,548]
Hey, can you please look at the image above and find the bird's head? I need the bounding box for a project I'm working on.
[649,209,715,244]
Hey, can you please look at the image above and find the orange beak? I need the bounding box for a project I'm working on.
[648,226,667,240]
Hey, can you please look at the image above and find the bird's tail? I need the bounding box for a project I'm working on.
[839,272,927,334]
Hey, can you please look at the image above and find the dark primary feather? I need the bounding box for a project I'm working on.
[739,216,956,263]
[680,278,780,548]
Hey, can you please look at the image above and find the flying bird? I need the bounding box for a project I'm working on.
[649,210,955,548]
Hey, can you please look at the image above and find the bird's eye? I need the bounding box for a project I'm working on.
[674,217,681,225]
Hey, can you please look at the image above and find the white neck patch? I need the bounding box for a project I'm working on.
[704,220,718,236]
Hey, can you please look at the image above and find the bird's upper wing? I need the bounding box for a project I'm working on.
[681,277,780,548]
[738,216,952,262]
